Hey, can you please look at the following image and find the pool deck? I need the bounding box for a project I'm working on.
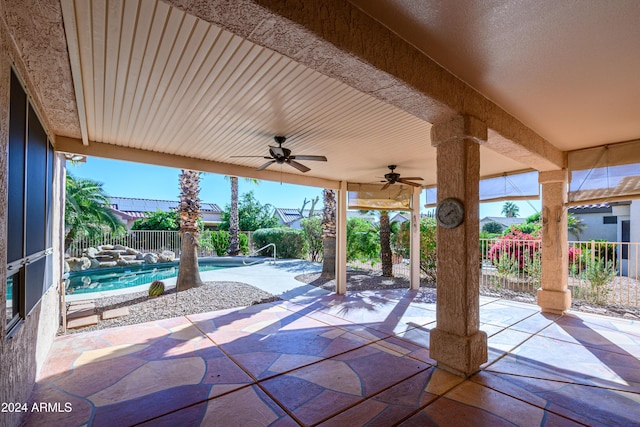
[25,262,640,426]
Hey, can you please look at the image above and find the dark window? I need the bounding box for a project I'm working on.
[622,220,630,260]
[6,68,54,332]
[603,216,617,224]
[8,71,26,265]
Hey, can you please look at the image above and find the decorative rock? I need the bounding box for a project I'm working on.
[98,261,117,268]
[158,250,175,263]
[120,255,136,261]
[84,247,100,258]
[113,244,128,251]
[126,248,140,256]
[89,258,100,269]
[100,250,123,258]
[116,259,131,266]
[100,245,114,250]
[68,257,91,272]
[64,261,70,273]
[144,253,158,264]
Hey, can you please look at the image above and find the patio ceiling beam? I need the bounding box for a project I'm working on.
[55,136,340,189]
[163,0,564,171]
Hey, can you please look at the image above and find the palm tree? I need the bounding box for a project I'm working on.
[501,201,520,218]
[228,176,240,255]
[64,174,124,252]
[320,189,336,279]
[380,210,393,277]
[227,176,259,255]
[568,213,586,240]
[177,169,204,291]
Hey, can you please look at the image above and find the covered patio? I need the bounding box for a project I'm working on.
[24,288,640,426]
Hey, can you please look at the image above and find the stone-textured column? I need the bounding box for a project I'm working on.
[538,170,571,314]
[335,181,348,294]
[430,115,487,377]
[410,186,421,290]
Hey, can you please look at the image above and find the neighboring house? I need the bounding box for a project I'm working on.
[273,208,321,229]
[390,212,410,224]
[568,203,620,241]
[109,196,222,230]
[569,201,639,277]
[479,216,525,233]
[390,212,434,225]
[273,208,380,229]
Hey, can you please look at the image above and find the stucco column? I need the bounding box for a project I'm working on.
[335,181,348,294]
[410,186,421,290]
[537,170,571,314]
[429,115,487,377]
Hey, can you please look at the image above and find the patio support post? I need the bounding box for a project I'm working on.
[537,170,571,314]
[410,186,421,290]
[336,180,348,294]
[429,115,487,377]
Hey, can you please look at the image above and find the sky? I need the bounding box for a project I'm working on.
[67,156,541,218]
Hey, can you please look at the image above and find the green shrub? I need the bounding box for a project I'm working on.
[346,218,380,264]
[395,217,437,282]
[482,221,503,234]
[576,259,616,305]
[301,217,323,262]
[239,233,249,255]
[253,228,306,259]
[148,280,165,297]
[200,230,230,256]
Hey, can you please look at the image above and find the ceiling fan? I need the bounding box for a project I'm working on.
[380,165,423,189]
[231,136,327,173]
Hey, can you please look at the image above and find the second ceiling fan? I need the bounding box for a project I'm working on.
[380,165,423,189]
[232,136,327,173]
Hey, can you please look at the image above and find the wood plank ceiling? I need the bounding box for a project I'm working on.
[61,0,528,187]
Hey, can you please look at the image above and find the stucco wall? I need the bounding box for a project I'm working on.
[0,3,63,425]
[570,212,618,242]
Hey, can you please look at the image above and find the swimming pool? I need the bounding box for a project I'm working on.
[65,257,264,295]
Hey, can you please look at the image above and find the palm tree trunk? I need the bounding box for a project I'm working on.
[228,176,240,255]
[380,210,393,277]
[177,170,203,291]
[321,189,336,279]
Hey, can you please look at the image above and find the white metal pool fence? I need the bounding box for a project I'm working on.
[69,232,639,307]
[68,230,255,258]
[480,238,640,307]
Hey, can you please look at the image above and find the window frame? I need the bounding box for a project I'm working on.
[6,67,54,336]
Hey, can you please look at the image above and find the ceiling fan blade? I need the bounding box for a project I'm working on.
[286,159,311,173]
[256,160,276,171]
[231,155,272,158]
[400,177,424,181]
[397,178,422,187]
[381,182,391,190]
[289,155,327,162]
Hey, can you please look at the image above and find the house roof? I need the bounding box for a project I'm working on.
[480,217,526,228]
[273,208,320,225]
[109,197,222,215]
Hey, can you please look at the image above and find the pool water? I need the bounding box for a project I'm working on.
[66,263,231,295]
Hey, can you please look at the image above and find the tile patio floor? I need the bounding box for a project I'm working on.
[24,289,640,426]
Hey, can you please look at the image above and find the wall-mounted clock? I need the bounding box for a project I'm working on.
[436,198,464,229]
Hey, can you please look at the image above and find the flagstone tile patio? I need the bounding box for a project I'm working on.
[22,289,640,426]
